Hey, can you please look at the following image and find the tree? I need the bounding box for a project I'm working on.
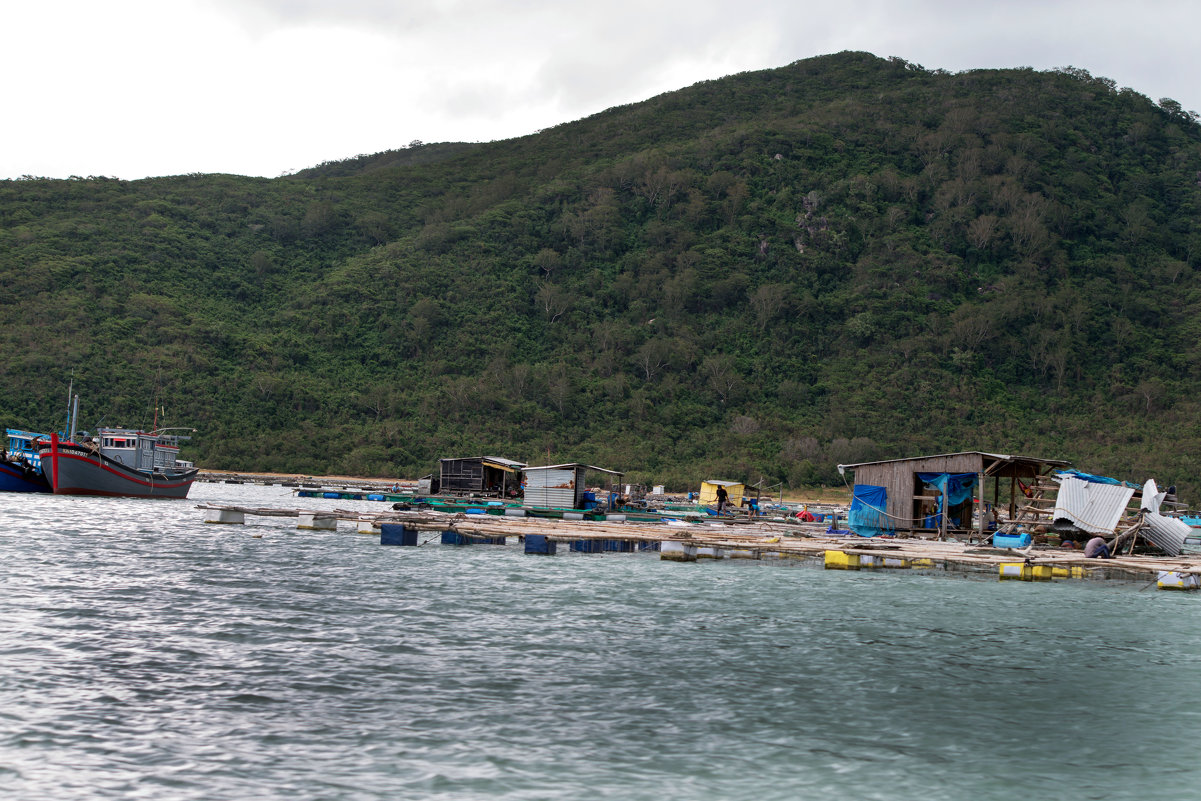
[532,248,563,279]
[701,354,743,404]
[748,284,789,330]
[536,282,570,323]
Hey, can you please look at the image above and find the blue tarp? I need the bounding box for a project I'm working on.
[917,472,978,529]
[847,484,893,538]
[1055,469,1137,488]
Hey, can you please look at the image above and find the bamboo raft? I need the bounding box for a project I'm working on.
[194,503,1201,588]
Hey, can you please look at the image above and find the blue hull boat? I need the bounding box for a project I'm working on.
[0,459,51,492]
[1,429,50,493]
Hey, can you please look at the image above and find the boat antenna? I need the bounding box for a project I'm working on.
[150,366,163,433]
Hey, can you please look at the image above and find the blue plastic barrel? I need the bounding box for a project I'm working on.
[993,532,1032,549]
[380,524,417,546]
[525,534,556,555]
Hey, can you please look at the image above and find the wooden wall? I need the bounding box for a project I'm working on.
[852,454,986,532]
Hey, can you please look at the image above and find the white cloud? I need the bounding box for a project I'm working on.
[0,0,1197,179]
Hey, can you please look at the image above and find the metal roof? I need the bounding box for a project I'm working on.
[522,463,624,476]
[1140,513,1189,557]
[439,456,527,471]
[1052,476,1135,534]
[839,451,1071,473]
[702,479,743,487]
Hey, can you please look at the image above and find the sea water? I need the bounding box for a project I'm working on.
[2,482,1199,801]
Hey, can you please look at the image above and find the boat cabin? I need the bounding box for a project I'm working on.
[93,428,190,473]
[5,429,46,467]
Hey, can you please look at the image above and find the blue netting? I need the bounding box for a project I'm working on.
[847,484,893,538]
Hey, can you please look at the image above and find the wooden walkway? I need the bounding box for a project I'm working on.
[196,503,1201,588]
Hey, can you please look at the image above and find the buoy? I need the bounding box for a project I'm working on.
[298,513,337,531]
[824,550,859,570]
[204,509,245,525]
[1157,571,1200,590]
[661,541,697,562]
[999,563,1030,580]
[357,520,379,535]
[1030,564,1053,581]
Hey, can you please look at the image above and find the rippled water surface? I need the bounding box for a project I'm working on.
[2,483,1200,800]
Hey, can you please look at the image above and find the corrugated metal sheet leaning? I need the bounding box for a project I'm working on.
[1052,476,1135,534]
[1140,514,1189,557]
[1138,478,1188,557]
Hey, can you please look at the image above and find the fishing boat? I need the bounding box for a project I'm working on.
[39,428,198,498]
[0,429,51,493]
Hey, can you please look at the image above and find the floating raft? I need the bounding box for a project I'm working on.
[195,504,1201,589]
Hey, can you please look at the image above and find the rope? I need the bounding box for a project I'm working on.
[836,471,940,526]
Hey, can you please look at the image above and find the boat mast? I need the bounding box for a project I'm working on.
[69,394,79,442]
[65,380,73,440]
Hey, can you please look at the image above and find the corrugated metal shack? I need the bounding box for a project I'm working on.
[522,463,624,510]
[439,456,527,497]
[839,451,1071,540]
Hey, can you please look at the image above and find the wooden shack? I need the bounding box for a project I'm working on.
[839,451,1070,540]
[439,456,526,497]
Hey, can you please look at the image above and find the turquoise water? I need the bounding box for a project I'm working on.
[2,483,1200,800]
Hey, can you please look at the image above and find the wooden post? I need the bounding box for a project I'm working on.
[939,489,947,542]
[976,471,985,544]
[993,476,1000,519]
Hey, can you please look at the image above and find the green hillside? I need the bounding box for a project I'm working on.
[2,51,1200,493]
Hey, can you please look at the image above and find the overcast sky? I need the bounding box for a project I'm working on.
[3,0,1197,181]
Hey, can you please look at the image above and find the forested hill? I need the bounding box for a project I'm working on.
[2,51,1200,493]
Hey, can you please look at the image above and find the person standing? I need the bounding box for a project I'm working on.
[716,484,729,515]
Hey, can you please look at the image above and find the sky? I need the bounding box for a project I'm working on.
[2,0,1197,181]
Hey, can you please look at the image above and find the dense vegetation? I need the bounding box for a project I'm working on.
[2,52,1200,494]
